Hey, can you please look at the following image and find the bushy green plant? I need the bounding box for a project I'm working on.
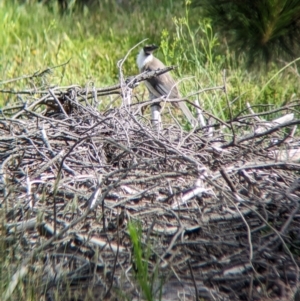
[192,0,300,67]
[159,1,300,120]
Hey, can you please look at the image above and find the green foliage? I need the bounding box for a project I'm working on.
[128,221,162,301]
[0,0,180,106]
[192,0,300,67]
[0,0,299,116]
[159,5,227,119]
[159,2,300,120]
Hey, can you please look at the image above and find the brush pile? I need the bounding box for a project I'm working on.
[1,69,300,301]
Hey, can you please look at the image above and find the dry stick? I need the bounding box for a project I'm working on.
[81,116,113,135]
[2,65,300,298]
[103,94,122,110]
[90,66,177,96]
[113,170,194,188]
[1,104,30,112]
[0,153,20,198]
[2,184,103,301]
[264,126,295,151]
[0,89,47,95]
[98,159,166,192]
[246,102,262,122]
[84,81,91,106]
[118,39,148,106]
[0,59,70,85]
[119,39,148,72]
[223,119,300,147]
[224,192,259,301]
[0,66,175,101]
[219,168,255,276]
[146,215,157,247]
[103,209,120,299]
[12,93,51,119]
[108,184,158,209]
[101,168,133,231]
[280,194,299,237]
[243,202,299,281]
[187,260,199,301]
[52,135,95,234]
[229,199,254,264]
[64,93,106,120]
[127,112,202,169]
[257,183,300,249]
[131,84,227,126]
[22,108,71,126]
[211,162,300,184]
[185,85,225,98]
[118,77,136,105]
[223,69,236,144]
[159,208,184,263]
[186,99,231,130]
[40,125,53,153]
[167,103,183,130]
[31,150,65,179]
[220,167,237,193]
[48,88,68,117]
[110,114,132,147]
[233,102,300,121]
[93,84,100,107]
[39,127,76,176]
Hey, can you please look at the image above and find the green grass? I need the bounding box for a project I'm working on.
[0,0,182,106]
[0,0,299,118]
[128,221,162,301]
[159,3,300,120]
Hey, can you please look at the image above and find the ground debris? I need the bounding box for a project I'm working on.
[1,83,300,301]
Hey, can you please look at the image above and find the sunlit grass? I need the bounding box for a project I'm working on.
[1,0,299,119]
[159,3,300,120]
[0,0,181,101]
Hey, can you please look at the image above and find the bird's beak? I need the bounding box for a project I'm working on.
[144,44,159,52]
[151,44,159,51]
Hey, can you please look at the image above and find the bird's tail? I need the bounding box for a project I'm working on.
[178,101,197,127]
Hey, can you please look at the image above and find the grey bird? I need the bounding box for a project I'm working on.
[136,44,197,126]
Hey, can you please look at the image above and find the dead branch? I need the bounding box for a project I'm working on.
[0,70,300,301]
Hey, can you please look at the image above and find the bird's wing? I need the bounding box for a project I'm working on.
[143,58,197,126]
[143,59,180,99]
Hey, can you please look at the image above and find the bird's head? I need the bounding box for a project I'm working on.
[137,44,159,70]
[143,44,159,55]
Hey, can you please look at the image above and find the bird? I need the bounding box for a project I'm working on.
[136,44,197,126]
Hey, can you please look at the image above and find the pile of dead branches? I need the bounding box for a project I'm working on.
[1,70,300,301]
